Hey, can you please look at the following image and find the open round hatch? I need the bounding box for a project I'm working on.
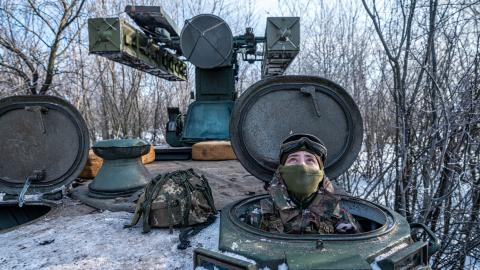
[0,202,53,232]
[230,76,363,182]
[229,195,396,239]
[0,95,89,195]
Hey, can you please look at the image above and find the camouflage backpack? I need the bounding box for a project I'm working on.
[125,169,217,241]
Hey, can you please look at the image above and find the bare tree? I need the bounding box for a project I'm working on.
[0,0,86,95]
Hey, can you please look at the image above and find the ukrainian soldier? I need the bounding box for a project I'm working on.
[243,134,361,234]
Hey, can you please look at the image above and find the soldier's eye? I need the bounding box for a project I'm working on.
[286,158,297,164]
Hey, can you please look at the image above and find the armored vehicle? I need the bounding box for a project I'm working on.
[0,90,439,270]
[87,6,440,269]
[0,6,439,269]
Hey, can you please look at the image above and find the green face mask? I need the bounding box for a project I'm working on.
[279,165,324,203]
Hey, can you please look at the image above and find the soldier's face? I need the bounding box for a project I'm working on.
[284,151,321,170]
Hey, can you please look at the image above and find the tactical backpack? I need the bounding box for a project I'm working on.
[125,169,217,248]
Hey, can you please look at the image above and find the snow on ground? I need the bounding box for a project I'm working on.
[0,210,227,270]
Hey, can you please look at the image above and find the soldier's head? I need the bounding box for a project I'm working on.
[279,133,327,168]
[278,134,327,203]
[283,151,322,170]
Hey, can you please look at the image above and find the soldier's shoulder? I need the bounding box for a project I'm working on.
[323,176,350,196]
[322,177,335,193]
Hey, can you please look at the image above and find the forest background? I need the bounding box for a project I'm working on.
[0,0,479,268]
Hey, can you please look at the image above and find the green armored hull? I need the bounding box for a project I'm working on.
[219,195,429,269]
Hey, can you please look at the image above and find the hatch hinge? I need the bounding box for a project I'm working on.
[300,86,321,118]
[18,170,46,207]
[25,106,49,134]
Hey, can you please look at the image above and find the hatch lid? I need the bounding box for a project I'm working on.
[230,76,363,182]
[0,95,89,195]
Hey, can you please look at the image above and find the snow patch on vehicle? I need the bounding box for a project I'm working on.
[370,242,409,269]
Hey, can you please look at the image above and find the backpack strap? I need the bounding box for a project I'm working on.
[124,174,161,229]
[124,173,170,233]
[177,215,217,250]
[199,175,217,214]
[165,193,174,234]
[180,171,194,227]
[142,173,170,233]
[176,170,217,249]
[124,193,145,229]
[190,169,217,213]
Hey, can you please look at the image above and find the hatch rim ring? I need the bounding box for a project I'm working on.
[226,194,397,241]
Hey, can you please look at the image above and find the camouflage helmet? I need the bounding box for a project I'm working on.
[279,133,327,166]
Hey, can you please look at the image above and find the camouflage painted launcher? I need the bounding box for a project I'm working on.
[87,8,301,146]
[88,18,187,81]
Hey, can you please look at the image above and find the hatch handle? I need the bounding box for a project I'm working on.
[18,170,46,207]
[25,106,49,134]
[410,222,440,256]
[300,86,321,117]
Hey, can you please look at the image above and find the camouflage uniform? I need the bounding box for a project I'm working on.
[243,171,360,234]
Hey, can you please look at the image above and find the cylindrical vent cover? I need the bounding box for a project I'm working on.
[181,14,233,69]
